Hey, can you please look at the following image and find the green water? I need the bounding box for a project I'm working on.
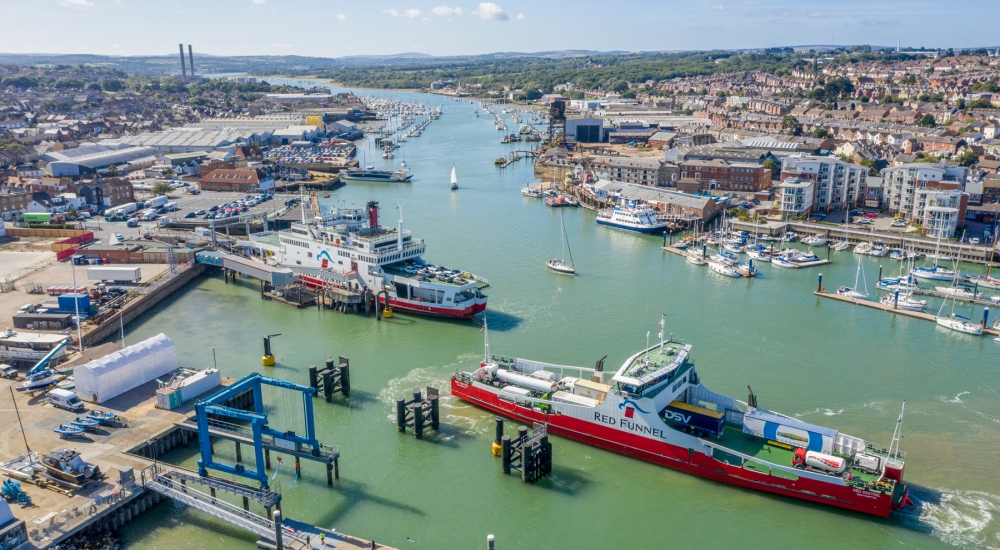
[118,85,1000,550]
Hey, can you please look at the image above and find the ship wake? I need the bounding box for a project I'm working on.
[895,487,1000,549]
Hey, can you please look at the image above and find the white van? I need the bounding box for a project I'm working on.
[49,388,85,412]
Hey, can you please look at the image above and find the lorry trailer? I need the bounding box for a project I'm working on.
[660,400,725,438]
[85,267,141,283]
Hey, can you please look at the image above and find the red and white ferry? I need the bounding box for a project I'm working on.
[248,201,487,319]
[452,316,912,516]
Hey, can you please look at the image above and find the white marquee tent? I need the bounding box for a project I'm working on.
[75,333,178,403]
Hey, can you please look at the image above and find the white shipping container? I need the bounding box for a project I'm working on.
[499,386,532,405]
[551,390,598,408]
[156,368,222,410]
[86,267,142,282]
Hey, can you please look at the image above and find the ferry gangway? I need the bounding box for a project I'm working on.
[140,464,306,547]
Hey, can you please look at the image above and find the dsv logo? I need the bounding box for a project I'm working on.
[662,410,691,424]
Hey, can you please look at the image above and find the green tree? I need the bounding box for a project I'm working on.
[917,113,937,128]
[150,181,174,195]
[955,150,979,167]
[858,159,880,176]
[762,158,780,179]
[812,128,831,139]
[781,114,801,135]
[100,79,124,92]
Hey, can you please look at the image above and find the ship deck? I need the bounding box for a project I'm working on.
[383,264,488,289]
[712,427,882,483]
[619,341,688,381]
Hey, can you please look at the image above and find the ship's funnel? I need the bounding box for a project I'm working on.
[367,201,379,229]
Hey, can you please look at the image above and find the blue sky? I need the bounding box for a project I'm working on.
[0,0,993,57]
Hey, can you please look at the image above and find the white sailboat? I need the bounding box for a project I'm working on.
[837,256,869,299]
[450,164,458,190]
[547,211,575,275]
[935,264,983,335]
[911,231,955,281]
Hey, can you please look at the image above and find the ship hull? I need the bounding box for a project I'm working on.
[383,296,486,319]
[451,378,901,517]
[596,219,667,234]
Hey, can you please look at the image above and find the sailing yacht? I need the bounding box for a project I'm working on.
[935,268,983,335]
[837,256,869,299]
[911,232,955,281]
[546,212,575,275]
[880,291,926,311]
[450,165,458,190]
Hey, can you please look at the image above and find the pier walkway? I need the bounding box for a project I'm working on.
[815,291,1000,337]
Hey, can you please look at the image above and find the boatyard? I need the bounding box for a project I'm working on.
[1,82,999,550]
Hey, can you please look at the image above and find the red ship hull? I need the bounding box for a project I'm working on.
[452,378,904,517]
[298,275,487,319]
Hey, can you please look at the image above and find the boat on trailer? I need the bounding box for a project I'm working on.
[451,316,912,517]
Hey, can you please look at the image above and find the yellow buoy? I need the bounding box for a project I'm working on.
[491,441,502,456]
[262,355,275,366]
[382,308,393,318]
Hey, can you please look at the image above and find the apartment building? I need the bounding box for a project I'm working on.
[881,163,968,218]
[0,191,31,220]
[780,155,868,213]
[679,159,771,192]
[778,177,815,216]
[598,157,674,186]
[917,190,965,238]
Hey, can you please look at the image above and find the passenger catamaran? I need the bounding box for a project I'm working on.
[249,201,488,319]
[452,316,912,516]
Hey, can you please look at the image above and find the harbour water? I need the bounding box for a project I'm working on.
[119,84,999,549]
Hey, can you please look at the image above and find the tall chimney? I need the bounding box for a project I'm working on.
[179,44,187,81]
[188,45,195,78]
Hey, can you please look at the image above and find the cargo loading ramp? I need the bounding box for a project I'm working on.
[196,251,298,286]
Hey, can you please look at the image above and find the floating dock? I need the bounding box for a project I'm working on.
[661,245,831,269]
[815,291,1000,337]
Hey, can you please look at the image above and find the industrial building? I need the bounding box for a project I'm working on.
[564,118,605,143]
[42,145,158,177]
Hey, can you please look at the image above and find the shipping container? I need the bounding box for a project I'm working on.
[155,368,222,410]
[57,293,91,315]
[86,267,141,283]
[561,378,611,401]
[662,400,725,437]
[498,385,532,405]
[22,213,51,223]
[144,195,169,209]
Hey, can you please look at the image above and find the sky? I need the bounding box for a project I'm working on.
[0,0,996,58]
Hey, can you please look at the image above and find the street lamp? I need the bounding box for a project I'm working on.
[70,254,84,351]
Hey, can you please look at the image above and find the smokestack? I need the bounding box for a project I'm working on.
[188,45,195,78]
[179,44,187,81]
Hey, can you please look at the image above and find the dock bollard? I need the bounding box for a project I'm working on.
[493,417,504,456]
[488,534,495,550]
[817,273,823,293]
[501,435,512,474]
[984,307,990,329]
[274,510,283,550]
[894,290,899,309]
[396,398,407,432]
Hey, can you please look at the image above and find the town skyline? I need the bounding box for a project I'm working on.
[0,0,997,57]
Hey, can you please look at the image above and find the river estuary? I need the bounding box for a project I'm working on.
[118,83,999,549]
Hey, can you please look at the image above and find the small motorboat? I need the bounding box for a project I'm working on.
[71,417,101,430]
[737,263,758,277]
[86,410,123,426]
[781,232,798,242]
[854,242,873,255]
[831,240,850,251]
[54,424,86,438]
[16,370,65,393]
[757,234,776,242]
[41,449,102,483]
[723,242,744,254]
[521,185,542,198]
[802,235,827,246]
[746,248,771,262]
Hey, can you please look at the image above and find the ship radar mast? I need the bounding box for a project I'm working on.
[482,314,490,363]
[397,199,404,251]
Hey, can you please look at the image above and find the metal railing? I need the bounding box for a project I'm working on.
[28,483,139,543]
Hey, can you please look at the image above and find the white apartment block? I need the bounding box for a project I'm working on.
[779,177,814,215]
[881,163,968,217]
[915,189,962,238]
[781,155,868,213]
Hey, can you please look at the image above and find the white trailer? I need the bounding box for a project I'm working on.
[86,267,142,283]
[144,195,169,209]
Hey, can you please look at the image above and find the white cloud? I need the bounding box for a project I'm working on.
[473,2,508,20]
[711,4,726,10]
[384,8,421,18]
[432,5,463,16]
[516,12,525,21]
[808,12,825,17]
[60,0,94,7]
[111,44,121,48]
[336,13,347,21]
[251,0,265,4]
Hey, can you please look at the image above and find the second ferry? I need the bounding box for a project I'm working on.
[248,201,488,319]
[596,203,668,234]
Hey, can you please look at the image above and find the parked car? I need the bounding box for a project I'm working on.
[891,219,907,228]
[184,212,197,219]
[195,209,206,215]
[209,205,219,212]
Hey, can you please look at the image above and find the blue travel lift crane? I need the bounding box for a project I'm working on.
[195,373,337,490]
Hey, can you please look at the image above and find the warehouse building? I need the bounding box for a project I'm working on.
[42,145,159,177]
